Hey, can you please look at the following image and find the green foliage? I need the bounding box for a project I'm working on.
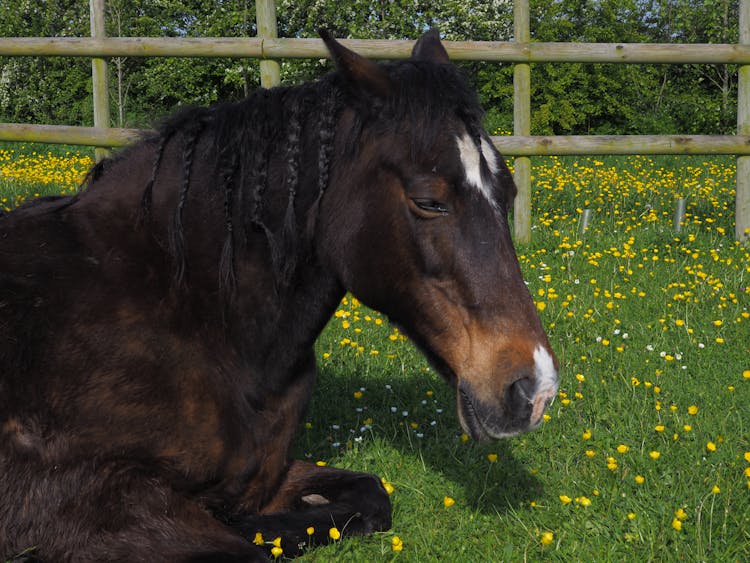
[0,1,91,125]
[0,0,740,135]
[300,154,749,561]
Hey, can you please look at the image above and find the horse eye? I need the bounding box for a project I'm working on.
[412,198,449,216]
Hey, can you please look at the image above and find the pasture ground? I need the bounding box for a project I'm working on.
[1,145,748,561]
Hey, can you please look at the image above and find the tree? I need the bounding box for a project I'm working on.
[0,0,92,125]
[104,0,261,127]
[638,0,738,133]
[276,0,514,130]
[0,0,739,135]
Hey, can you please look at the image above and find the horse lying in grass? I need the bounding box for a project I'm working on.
[0,30,558,561]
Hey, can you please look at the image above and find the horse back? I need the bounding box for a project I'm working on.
[0,158,224,464]
[0,195,91,387]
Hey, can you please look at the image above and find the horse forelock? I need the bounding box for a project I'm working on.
[371,61,485,160]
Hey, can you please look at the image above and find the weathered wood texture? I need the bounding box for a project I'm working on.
[492,135,750,156]
[256,0,280,88]
[2,37,750,63]
[89,0,109,161]
[513,0,532,244]
[3,125,747,157]
[738,0,750,243]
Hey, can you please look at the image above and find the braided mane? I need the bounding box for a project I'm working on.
[134,59,485,291]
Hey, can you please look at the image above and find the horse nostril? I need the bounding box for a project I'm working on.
[507,376,536,411]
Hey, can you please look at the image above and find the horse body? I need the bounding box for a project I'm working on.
[0,31,557,561]
[1,129,347,561]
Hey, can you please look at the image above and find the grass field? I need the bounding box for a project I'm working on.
[1,146,748,561]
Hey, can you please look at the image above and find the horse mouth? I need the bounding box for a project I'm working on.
[457,384,555,442]
[458,388,493,442]
[402,330,553,441]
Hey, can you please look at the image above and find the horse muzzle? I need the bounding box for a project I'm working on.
[456,345,559,441]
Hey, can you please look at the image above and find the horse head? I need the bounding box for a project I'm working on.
[319,30,559,441]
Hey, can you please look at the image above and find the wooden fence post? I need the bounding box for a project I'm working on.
[256,0,281,88]
[513,0,532,244]
[90,0,110,161]
[738,0,750,243]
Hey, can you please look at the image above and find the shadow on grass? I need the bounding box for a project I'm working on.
[295,360,544,517]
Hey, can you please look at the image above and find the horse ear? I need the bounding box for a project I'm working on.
[411,28,450,64]
[320,29,392,99]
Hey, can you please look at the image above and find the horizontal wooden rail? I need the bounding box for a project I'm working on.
[0,37,263,59]
[0,123,143,146]
[3,123,749,156]
[2,37,750,64]
[491,135,750,155]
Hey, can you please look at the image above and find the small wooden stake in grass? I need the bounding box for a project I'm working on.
[580,208,592,234]
[673,198,687,233]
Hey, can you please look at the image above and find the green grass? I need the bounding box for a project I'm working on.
[2,150,749,561]
[299,155,749,561]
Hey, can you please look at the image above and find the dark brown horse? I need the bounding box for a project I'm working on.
[0,30,558,561]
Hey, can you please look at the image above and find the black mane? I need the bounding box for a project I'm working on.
[93,60,484,293]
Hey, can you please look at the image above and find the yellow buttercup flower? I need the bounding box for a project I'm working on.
[381,479,395,495]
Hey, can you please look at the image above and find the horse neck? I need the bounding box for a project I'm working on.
[224,253,344,384]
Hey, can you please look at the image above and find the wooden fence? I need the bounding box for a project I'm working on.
[0,0,748,243]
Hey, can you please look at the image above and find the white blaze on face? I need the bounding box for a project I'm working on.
[531,345,559,424]
[456,132,500,208]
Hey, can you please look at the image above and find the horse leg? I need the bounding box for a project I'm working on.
[1,457,265,563]
[229,460,392,556]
